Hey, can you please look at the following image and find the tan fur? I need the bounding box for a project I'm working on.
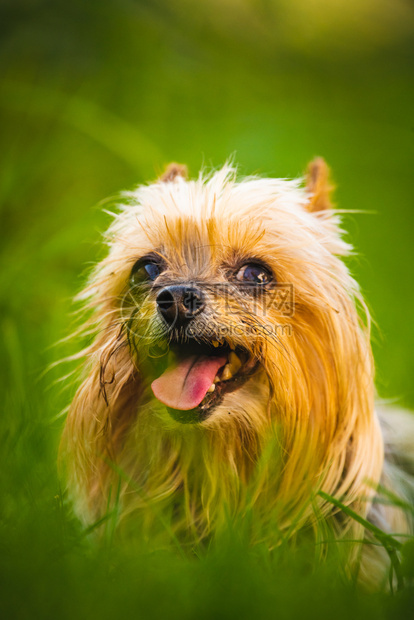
[60,161,413,586]
[306,157,334,212]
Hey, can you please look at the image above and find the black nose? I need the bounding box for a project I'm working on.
[156,285,205,326]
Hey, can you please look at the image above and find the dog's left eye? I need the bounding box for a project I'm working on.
[236,263,273,285]
[130,260,161,284]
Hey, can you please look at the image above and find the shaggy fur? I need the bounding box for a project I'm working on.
[60,159,413,586]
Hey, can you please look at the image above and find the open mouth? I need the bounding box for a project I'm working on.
[150,338,258,424]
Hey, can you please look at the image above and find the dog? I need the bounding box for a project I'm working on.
[60,159,413,586]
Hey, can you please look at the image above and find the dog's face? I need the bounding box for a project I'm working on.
[122,216,280,428]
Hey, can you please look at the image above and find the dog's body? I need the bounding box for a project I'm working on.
[61,160,413,586]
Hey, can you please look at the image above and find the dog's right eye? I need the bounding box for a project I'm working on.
[130,260,161,285]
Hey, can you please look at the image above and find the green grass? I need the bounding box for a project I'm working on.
[1,1,414,617]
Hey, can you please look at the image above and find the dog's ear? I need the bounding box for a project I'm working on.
[159,162,188,182]
[305,157,334,212]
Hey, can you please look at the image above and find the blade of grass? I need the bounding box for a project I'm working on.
[318,490,405,591]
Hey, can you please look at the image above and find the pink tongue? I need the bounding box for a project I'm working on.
[151,355,227,411]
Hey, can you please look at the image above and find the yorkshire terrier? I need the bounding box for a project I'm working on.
[61,159,413,586]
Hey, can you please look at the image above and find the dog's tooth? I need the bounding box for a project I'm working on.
[213,375,220,384]
[221,365,233,381]
[228,351,242,373]
[220,353,242,382]
[212,340,220,348]
[207,384,216,393]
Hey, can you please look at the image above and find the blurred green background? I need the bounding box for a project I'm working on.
[0,0,413,618]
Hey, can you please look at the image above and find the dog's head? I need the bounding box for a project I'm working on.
[88,160,362,426]
[62,160,383,536]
